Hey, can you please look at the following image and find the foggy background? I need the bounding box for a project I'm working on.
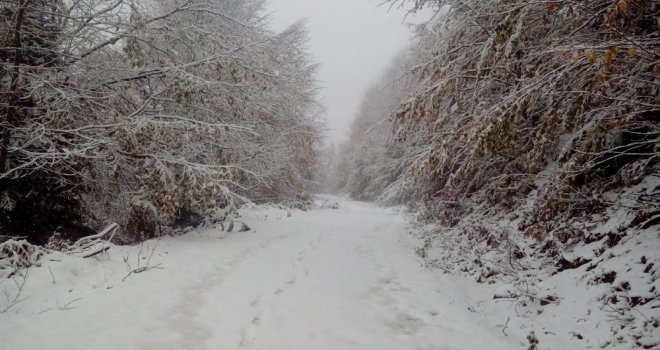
[265,0,431,144]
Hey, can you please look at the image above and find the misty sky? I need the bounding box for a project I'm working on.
[265,0,427,145]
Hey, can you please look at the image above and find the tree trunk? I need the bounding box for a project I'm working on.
[0,0,29,176]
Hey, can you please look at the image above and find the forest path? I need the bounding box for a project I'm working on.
[139,197,516,350]
[1,197,517,350]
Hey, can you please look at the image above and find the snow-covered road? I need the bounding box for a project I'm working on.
[1,198,518,350]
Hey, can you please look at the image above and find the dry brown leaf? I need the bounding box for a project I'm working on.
[585,51,598,64]
[617,0,629,13]
[605,47,617,66]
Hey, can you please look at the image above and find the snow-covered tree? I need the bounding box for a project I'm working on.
[334,51,418,203]
[0,0,323,242]
[381,0,658,230]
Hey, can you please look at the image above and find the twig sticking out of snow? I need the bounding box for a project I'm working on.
[1,269,29,313]
[37,297,83,314]
[58,297,81,310]
[48,266,55,284]
[500,316,510,336]
[122,238,162,282]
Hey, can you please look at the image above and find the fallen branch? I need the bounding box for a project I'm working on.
[122,263,162,282]
[82,245,110,259]
[69,223,119,253]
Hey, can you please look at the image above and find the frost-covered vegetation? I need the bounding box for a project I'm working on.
[1,0,658,348]
[0,0,323,243]
[337,0,658,347]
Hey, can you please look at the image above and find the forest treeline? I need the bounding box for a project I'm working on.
[0,0,323,243]
[336,0,658,257]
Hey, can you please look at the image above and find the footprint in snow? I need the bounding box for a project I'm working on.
[387,311,425,335]
[239,324,256,348]
[378,276,395,285]
[251,314,261,325]
[272,277,297,295]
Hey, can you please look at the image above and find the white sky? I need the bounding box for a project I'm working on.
[265,0,427,145]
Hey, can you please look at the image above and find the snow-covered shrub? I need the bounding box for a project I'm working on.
[0,240,42,278]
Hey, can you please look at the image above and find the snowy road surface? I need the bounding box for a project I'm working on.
[1,198,518,350]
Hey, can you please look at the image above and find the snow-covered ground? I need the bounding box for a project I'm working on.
[1,198,518,349]
[1,197,656,349]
